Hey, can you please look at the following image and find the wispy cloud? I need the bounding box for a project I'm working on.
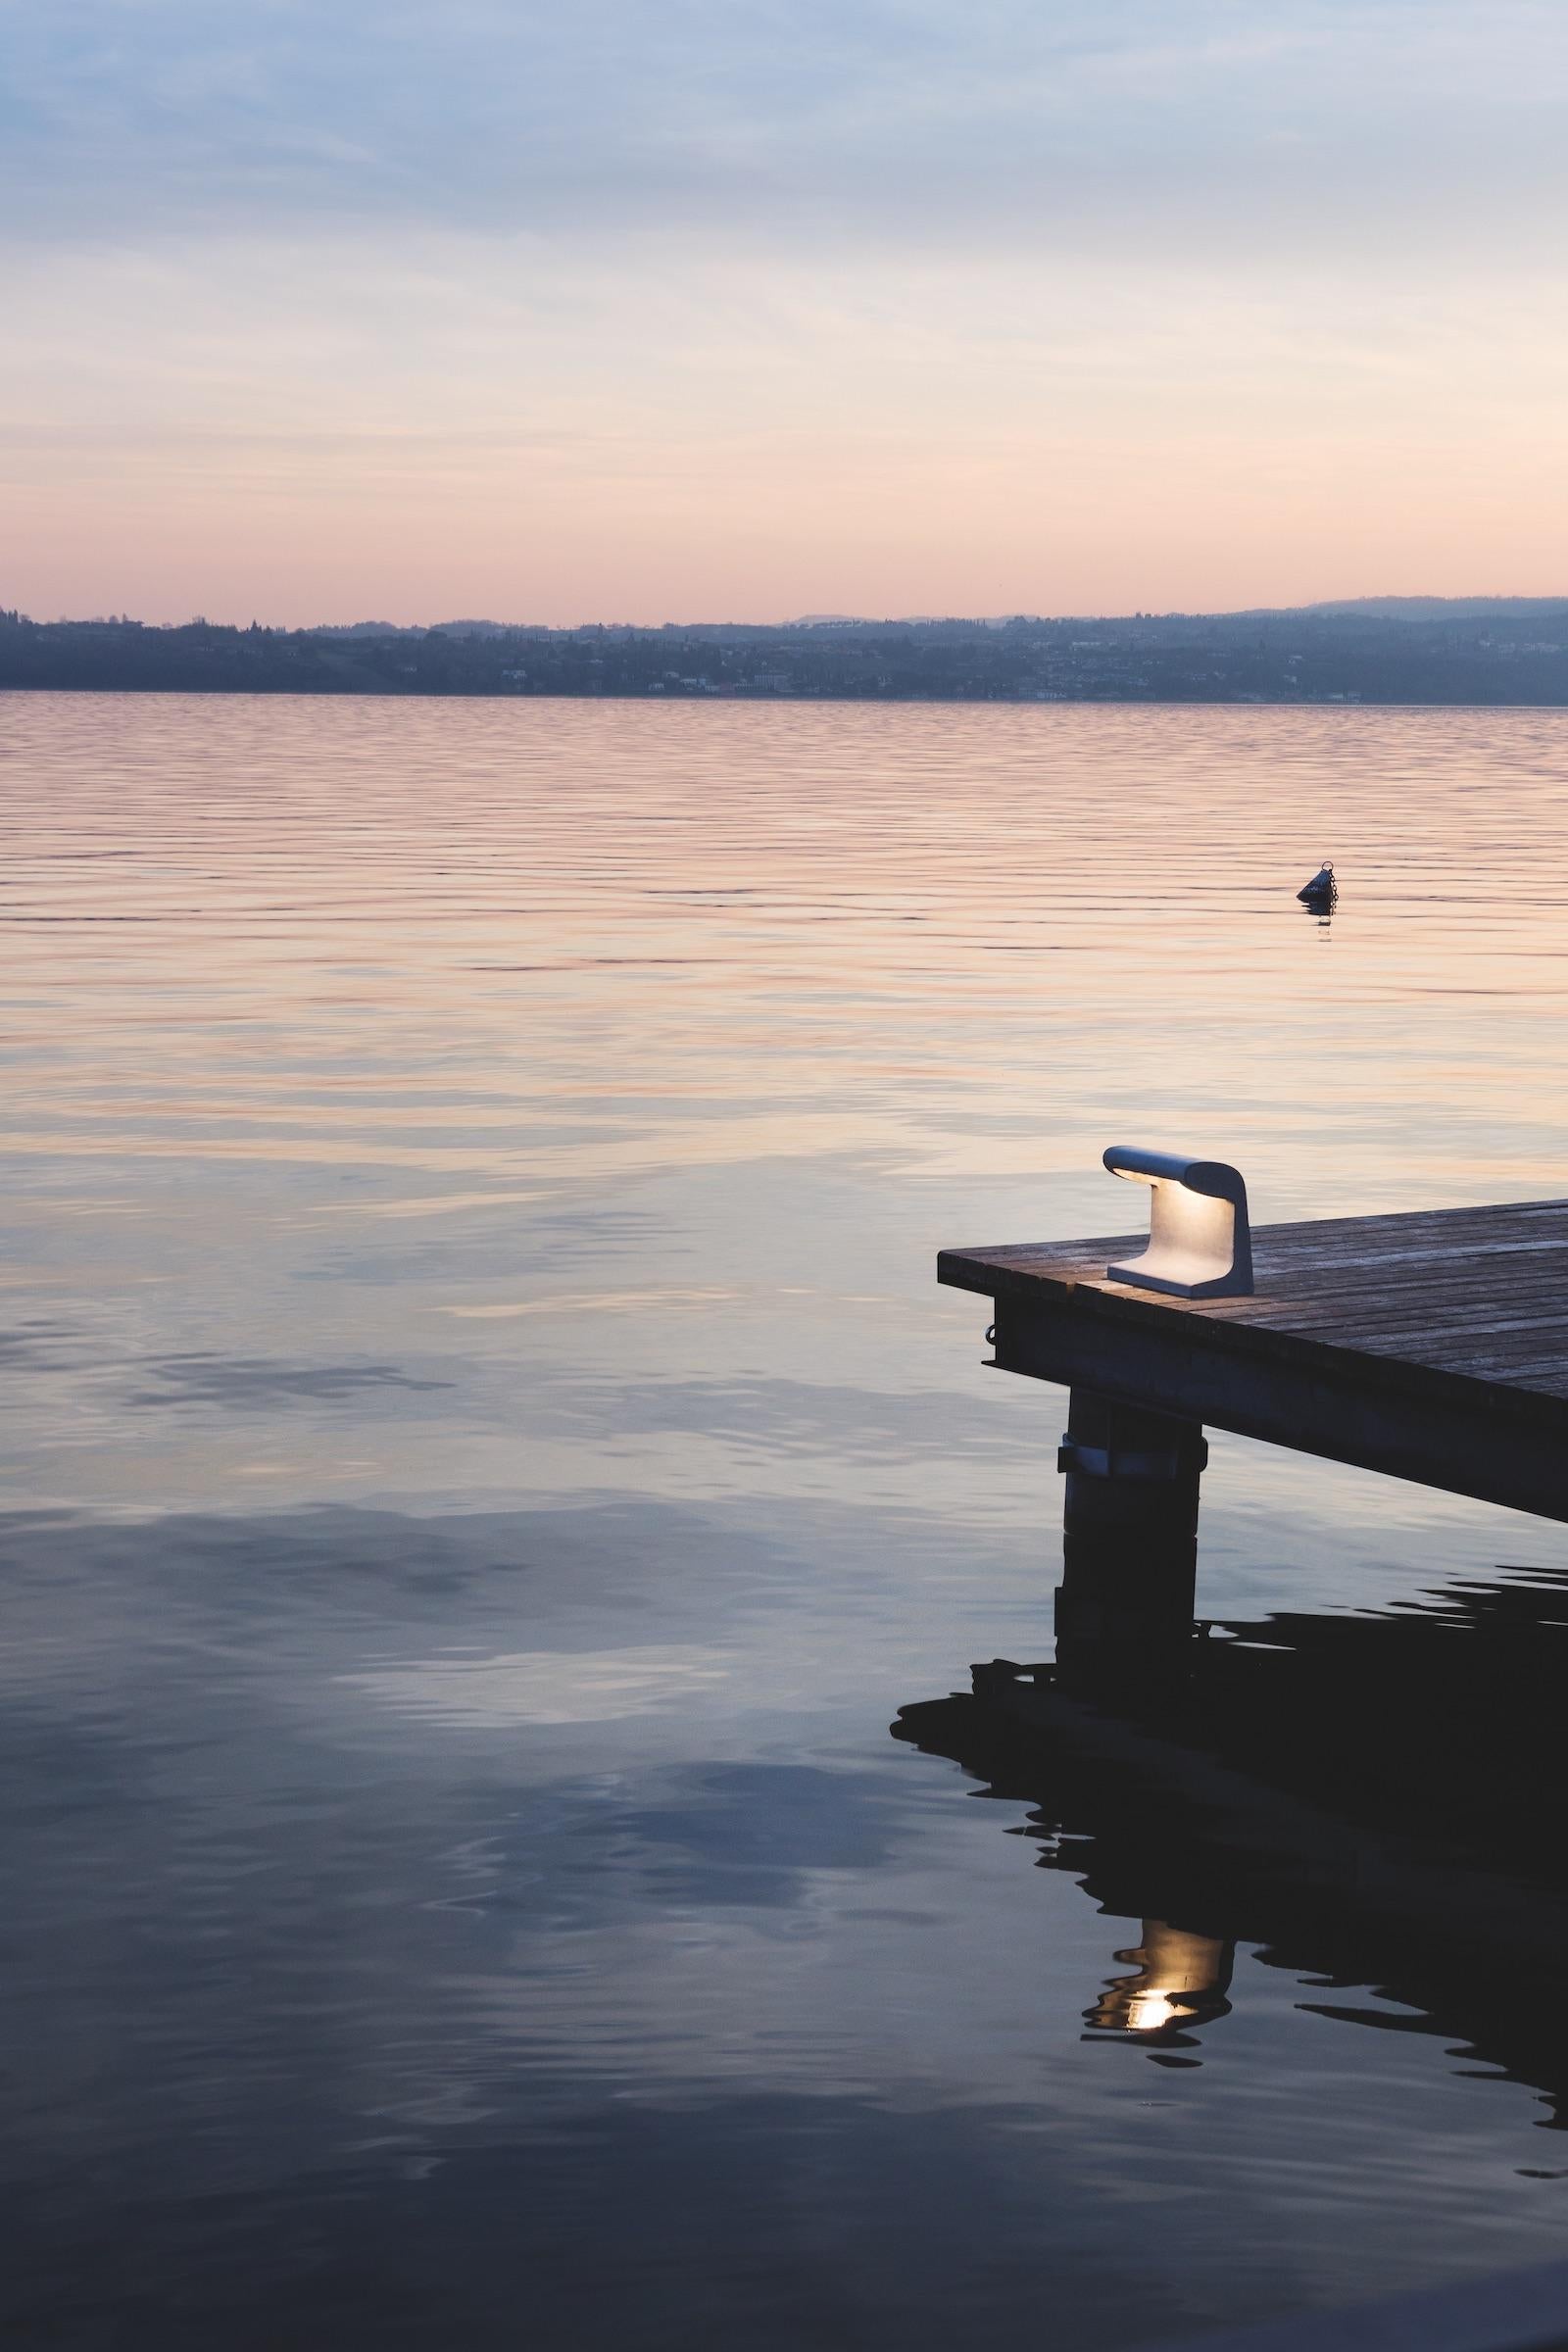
[4,2,1568,616]
[5,1,1567,258]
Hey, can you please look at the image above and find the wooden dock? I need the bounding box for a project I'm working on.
[941,1199,1568,1526]
[929,1200,1568,2352]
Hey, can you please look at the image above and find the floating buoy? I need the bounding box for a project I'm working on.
[1297,860,1337,906]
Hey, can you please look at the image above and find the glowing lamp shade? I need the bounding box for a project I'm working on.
[1102,1145,1253,1299]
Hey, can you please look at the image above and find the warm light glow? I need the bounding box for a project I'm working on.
[1131,1180,1235,1292]
[1123,1986,1186,2034]
[1091,1924,1234,2036]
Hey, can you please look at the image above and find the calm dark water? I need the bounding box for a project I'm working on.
[4,691,1568,2347]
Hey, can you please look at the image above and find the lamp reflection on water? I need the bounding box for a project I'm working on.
[1088,1920,1235,2042]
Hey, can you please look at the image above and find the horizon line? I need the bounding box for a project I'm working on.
[12,592,1568,636]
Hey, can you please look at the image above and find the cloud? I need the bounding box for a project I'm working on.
[5,217,1568,620]
[4,1,1567,263]
[6,1,1568,613]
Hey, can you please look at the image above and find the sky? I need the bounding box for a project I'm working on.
[4,0,1568,625]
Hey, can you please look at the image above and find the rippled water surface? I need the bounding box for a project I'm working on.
[5,692,1568,2347]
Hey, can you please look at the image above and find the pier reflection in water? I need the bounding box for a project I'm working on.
[895,1560,1568,2111]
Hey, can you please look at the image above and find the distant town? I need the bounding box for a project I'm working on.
[5,598,1568,707]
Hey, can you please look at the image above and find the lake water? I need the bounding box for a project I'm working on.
[4,691,1568,2348]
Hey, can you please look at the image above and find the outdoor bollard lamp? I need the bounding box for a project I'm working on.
[1102,1146,1254,1299]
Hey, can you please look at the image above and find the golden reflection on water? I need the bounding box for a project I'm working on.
[5,690,1568,1536]
[5,693,1568,1211]
[1090,1922,1235,2038]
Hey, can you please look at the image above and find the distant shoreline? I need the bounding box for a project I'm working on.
[7,606,1568,709]
[8,682,1568,713]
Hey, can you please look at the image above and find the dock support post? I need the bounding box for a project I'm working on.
[1055,1389,1206,1676]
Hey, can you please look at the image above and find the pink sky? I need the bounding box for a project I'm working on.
[6,4,1568,624]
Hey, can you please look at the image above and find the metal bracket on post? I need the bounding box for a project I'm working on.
[1057,1433,1208,1482]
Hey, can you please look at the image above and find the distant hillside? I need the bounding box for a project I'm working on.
[1300,596,1568,621]
[311,598,1568,637]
